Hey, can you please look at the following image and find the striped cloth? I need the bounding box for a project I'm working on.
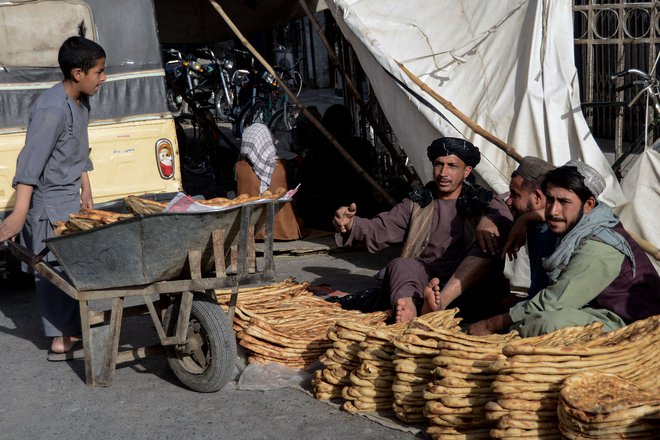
[239,123,276,193]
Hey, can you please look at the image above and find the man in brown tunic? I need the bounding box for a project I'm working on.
[334,137,513,323]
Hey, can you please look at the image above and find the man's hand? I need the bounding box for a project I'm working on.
[333,203,357,233]
[475,216,500,255]
[501,217,527,260]
[467,313,513,335]
[501,210,544,260]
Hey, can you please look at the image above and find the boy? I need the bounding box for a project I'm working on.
[0,36,106,356]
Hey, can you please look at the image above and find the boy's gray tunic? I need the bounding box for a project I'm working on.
[13,82,93,337]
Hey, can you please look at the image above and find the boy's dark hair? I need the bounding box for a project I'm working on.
[58,36,106,79]
[541,165,594,203]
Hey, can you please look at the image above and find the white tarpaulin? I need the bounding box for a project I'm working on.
[327,0,659,277]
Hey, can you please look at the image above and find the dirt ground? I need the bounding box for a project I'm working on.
[0,236,421,440]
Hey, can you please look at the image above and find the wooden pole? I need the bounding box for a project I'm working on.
[396,61,524,163]
[208,0,397,206]
[626,230,660,261]
[298,0,421,187]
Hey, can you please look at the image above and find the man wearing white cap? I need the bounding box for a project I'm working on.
[469,160,659,337]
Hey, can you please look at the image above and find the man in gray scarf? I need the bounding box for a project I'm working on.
[469,161,659,337]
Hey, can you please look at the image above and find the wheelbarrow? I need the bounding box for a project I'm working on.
[8,199,281,392]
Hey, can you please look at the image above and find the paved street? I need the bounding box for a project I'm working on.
[0,240,418,440]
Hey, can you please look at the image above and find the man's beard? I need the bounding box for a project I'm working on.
[565,209,584,234]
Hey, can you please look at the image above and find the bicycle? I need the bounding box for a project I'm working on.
[609,67,660,178]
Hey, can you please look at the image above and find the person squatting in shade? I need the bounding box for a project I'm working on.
[0,36,107,355]
[333,137,513,323]
[235,122,302,241]
[468,161,660,337]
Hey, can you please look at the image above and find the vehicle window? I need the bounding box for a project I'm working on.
[0,0,96,68]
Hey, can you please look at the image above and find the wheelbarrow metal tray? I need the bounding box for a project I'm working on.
[44,201,273,291]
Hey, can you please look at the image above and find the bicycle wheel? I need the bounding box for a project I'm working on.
[237,99,268,135]
[268,105,299,133]
[289,70,303,97]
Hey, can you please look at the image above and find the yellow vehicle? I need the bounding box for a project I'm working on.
[0,0,181,215]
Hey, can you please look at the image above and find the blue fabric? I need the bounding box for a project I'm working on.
[526,222,557,297]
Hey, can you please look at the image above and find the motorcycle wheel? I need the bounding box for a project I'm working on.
[166,88,182,113]
[215,89,234,122]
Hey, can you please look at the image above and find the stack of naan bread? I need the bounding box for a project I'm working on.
[487,322,604,438]
[488,316,660,438]
[312,309,460,416]
[558,371,660,439]
[390,310,462,424]
[342,323,407,413]
[313,320,380,400]
[423,328,519,439]
[216,279,389,369]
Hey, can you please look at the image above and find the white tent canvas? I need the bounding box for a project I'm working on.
[327,0,659,276]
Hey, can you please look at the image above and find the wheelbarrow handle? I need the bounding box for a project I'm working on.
[7,240,50,268]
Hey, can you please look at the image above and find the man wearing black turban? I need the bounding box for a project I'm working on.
[333,136,513,324]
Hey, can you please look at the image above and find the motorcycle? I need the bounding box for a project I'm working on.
[193,47,235,121]
[163,48,192,114]
[163,48,235,121]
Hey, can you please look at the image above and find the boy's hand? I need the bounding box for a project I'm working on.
[0,212,27,242]
[81,190,94,209]
[80,172,93,209]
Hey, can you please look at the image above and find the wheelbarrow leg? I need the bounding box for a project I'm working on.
[80,296,124,386]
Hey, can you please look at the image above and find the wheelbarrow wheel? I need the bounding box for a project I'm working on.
[163,293,236,392]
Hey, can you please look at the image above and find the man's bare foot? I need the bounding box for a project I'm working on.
[421,277,444,314]
[395,297,417,323]
[51,336,81,354]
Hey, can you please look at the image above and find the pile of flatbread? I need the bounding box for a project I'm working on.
[423,328,519,439]
[342,323,407,413]
[487,322,604,438]
[54,208,134,235]
[313,320,382,401]
[487,316,660,439]
[558,371,660,439]
[54,190,288,235]
[390,309,462,424]
[215,279,389,369]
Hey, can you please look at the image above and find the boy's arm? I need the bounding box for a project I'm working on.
[80,171,93,209]
[0,184,34,241]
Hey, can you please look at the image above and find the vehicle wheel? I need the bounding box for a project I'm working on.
[268,105,299,133]
[166,88,182,113]
[215,89,234,122]
[289,71,303,97]
[238,99,268,135]
[163,293,236,392]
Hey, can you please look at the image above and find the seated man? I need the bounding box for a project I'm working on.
[425,156,558,312]
[468,161,660,337]
[333,137,513,323]
[504,156,558,296]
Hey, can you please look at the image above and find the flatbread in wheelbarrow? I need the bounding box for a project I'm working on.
[124,195,168,214]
